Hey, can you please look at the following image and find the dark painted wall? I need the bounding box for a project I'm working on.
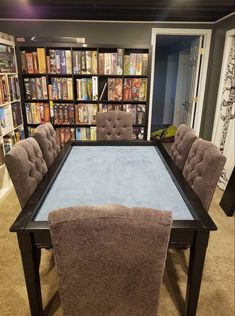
[0,20,211,45]
[0,17,234,138]
[200,14,235,140]
[152,50,167,126]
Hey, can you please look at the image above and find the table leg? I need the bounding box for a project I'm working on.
[185,230,210,316]
[17,232,44,316]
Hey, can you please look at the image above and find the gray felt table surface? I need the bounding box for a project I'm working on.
[35,146,193,221]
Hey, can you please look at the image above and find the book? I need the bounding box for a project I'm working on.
[91,51,97,74]
[60,50,66,74]
[92,76,98,101]
[136,54,142,76]
[32,52,39,74]
[124,55,130,75]
[98,53,104,75]
[65,50,72,74]
[55,50,61,74]
[26,53,34,74]
[117,49,123,75]
[20,51,27,74]
[136,104,145,125]
[114,78,122,101]
[48,49,56,73]
[123,78,131,101]
[142,54,149,75]
[37,48,46,74]
[130,53,137,75]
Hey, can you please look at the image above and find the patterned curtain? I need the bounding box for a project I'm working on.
[213,35,235,190]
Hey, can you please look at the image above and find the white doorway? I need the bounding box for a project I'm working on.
[148,28,212,139]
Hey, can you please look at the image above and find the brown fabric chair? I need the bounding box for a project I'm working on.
[49,204,172,316]
[4,137,48,208]
[183,138,226,210]
[32,122,60,168]
[96,111,133,140]
[171,124,197,171]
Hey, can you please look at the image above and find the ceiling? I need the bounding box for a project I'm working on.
[0,0,234,22]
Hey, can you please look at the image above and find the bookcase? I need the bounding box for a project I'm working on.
[0,33,24,199]
[16,41,151,145]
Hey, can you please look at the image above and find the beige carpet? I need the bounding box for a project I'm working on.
[0,187,234,316]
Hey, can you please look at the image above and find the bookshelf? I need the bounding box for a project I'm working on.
[16,41,151,145]
[0,33,24,199]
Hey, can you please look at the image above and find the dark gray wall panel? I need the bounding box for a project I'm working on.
[200,14,235,140]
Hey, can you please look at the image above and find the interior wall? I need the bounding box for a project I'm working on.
[0,20,212,45]
[0,18,232,138]
[200,13,235,140]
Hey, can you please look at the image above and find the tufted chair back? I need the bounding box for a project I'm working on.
[4,137,48,208]
[96,111,133,140]
[49,204,172,316]
[32,122,60,168]
[171,124,197,171]
[182,138,226,210]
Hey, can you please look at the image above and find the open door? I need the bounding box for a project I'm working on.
[183,36,203,127]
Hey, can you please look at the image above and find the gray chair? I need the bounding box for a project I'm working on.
[96,111,133,140]
[32,122,60,168]
[49,204,172,316]
[183,138,226,210]
[171,124,197,171]
[4,137,48,208]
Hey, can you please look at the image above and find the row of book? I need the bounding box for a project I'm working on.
[0,76,20,104]
[98,50,123,75]
[28,124,144,147]
[21,48,46,74]
[123,78,147,101]
[24,77,48,100]
[23,76,147,102]
[75,104,97,125]
[76,77,98,101]
[25,102,146,126]
[53,103,74,125]
[8,76,20,101]
[20,49,149,76]
[75,126,144,141]
[47,49,72,74]
[0,44,16,73]
[0,76,7,104]
[124,53,148,76]
[98,104,145,126]
[11,102,22,127]
[48,77,73,100]
[73,50,97,75]
[25,103,50,124]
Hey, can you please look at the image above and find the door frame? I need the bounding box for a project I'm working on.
[148,28,212,139]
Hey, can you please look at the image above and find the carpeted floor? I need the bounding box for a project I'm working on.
[0,186,234,316]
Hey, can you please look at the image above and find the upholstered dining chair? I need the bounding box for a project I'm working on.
[32,122,60,168]
[182,138,226,211]
[49,204,172,316]
[171,124,197,171]
[4,137,48,208]
[96,111,133,140]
